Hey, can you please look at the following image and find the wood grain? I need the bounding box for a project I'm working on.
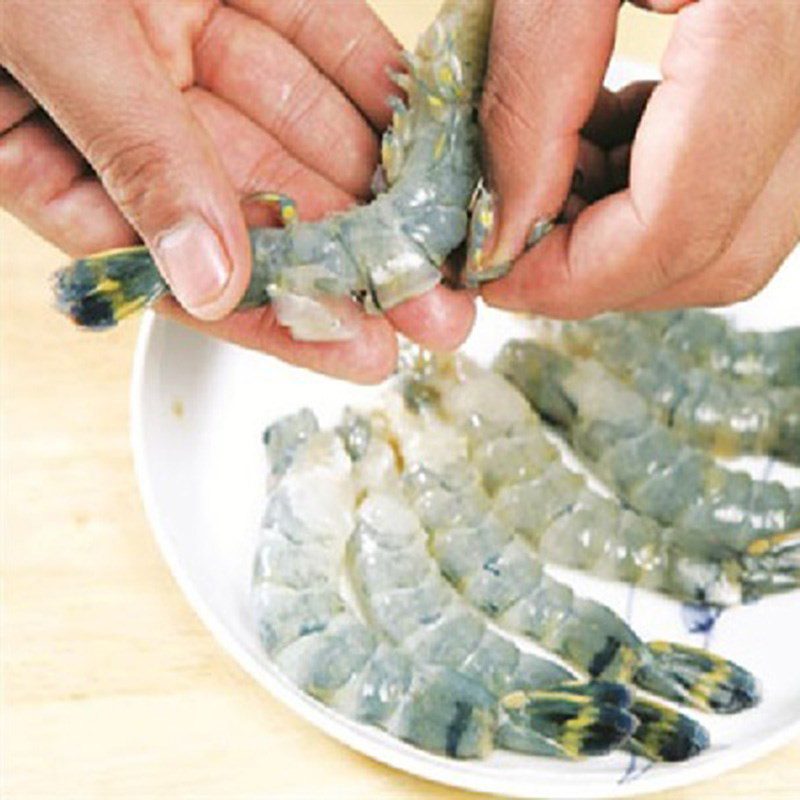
[2,2,798,797]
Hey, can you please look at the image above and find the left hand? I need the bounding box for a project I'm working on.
[0,0,474,384]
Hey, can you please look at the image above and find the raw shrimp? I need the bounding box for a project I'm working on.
[53,0,492,341]
[555,315,800,464]
[346,463,708,760]
[377,373,760,715]
[398,352,800,606]
[343,415,709,758]
[633,311,800,389]
[496,342,800,548]
[349,487,651,759]
[253,410,635,759]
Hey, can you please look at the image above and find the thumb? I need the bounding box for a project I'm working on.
[0,1,250,320]
[474,0,619,274]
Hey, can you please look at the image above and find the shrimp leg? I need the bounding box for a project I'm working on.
[244,192,299,227]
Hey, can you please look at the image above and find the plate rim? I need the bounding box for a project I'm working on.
[130,310,800,798]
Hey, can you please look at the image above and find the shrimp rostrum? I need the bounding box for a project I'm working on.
[254,409,638,760]
[53,0,492,342]
[397,351,800,606]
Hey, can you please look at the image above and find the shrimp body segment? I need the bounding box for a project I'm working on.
[255,412,497,757]
[401,354,800,606]
[343,417,714,762]
[255,410,634,759]
[348,485,641,759]
[381,363,759,716]
[634,311,800,389]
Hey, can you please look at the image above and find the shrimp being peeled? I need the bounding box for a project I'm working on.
[54,0,493,341]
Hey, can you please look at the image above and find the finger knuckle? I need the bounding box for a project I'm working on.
[711,256,766,304]
[282,0,317,45]
[89,134,173,217]
[273,68,324,142]
[329,16,379,87]
[479,72,537,151]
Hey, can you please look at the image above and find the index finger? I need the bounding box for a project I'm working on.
[474,0,619,274]
[230,0,402,130]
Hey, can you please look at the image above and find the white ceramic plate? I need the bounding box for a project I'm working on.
[130,62,800,799]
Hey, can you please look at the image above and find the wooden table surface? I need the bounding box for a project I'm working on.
[2,3,798,798]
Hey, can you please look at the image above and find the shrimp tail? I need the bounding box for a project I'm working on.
[637,642,759,714]
[663,530,800,606]
[740,530,800,601]
[629,699,709,762]
[52,245,166,329]
[501,681,636,758]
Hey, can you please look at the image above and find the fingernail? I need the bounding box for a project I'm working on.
[465,184,500,284]
[525,217,556,251]
[154,217,231,315]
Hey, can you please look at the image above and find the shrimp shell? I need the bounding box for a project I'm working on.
[343,417,713,761]
[632,311,800,388]
[348,485,644,759]
[556,315,800,464]
[496,341,800,547]
[379,369,759,715]
[53,0,492,341]
[255,412,506,757]
[255,409,637,759]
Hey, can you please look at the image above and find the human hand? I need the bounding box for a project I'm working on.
[474,0,800,317]
[0,0,474,383]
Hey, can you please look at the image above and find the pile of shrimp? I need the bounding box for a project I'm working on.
[252,307,799,763]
